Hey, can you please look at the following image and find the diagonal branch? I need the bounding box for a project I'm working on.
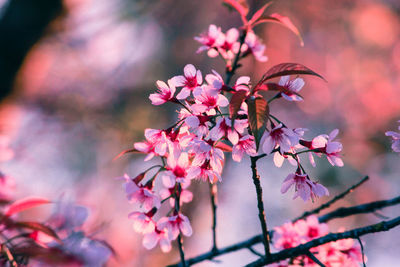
[168,194,400,266]
[244,216,400,267]
[293,176,369,222]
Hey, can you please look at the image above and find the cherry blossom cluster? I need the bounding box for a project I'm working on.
[195,24,268,64]
[270,216,363,266]
[122,55,346,251]
[386,120,400,153]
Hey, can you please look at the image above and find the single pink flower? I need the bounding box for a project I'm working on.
[261,124,301,154]
[149,79,176,105]
[194,24,224,58]
[142,228,171,252]
[190,86,229,114]
[161,152,190,187]
[232,135,257,162]
[187,159,222,183]
[209,117,247,145]
[278,76,305,101]
[157,213,193,240]
[281,172,329,202]
[243,31,268,62]
[173,64,203,100]
[128,211,156,234]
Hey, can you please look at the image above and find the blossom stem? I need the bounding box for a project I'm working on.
[175,184,186,267]
[209,183,218,251]
[225,30,247,85]
[250,156,271,257]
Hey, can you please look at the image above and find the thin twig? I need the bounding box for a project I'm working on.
[175,184,186,267]
[244,216,400,267]
[248,246,264,257]
[294,176,369,222]
[318,195,400,223]
[357,237,367,267]
[209,183,218,252]
[305,251,326,267]
[250,156,271,257]
[168,195,400,266]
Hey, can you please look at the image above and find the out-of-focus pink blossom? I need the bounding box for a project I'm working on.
[149,79,176,105]
[128,211,156,234]
[0,173,16,201]
[142,228,171,253]
[194,24,224,58]
[219,28,240,60]
[173,64,203,100]
[386,120,400,153]
[243,31,268,62]
[0,135,14,162]
[278,76,305,102]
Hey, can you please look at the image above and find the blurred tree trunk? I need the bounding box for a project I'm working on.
[0,0,63,102]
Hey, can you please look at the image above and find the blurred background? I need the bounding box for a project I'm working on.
[0,0,400,266]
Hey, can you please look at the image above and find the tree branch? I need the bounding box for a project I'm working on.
[250,156,271,257]
[293,176,369,222]
[168,194,400,266]
[209,183,218,251]
[244,216,400,267]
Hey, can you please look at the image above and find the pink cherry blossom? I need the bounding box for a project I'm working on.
[142,228,171,252]
[281,172,329,202]
[273,221,302,250]
[386,121,400,153]
[184,115,211,138]
[161,151,190,187]
[121,174,161,212]
[219,28,240,60]
[128,211,156,234]
[194,24,224,58]
[209,117,247,145]
[261,124,301,154]
[173,64,203,100]
[278,76,305,101]
[190,86,229,114]
[149,79,176,105]
[233,76,251,92]
[232,135,257,162]
[190,139,224,175]
[157,213,193,240]
[243,31,268,62]
[0,173,16,201]
[159,179,193,207]
[205,70,224,91]
[294,215,329,241]
[187,159,222,183]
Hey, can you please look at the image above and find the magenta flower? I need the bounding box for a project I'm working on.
[281,172,329,202]
[173,64,203,100]
[157,213,193,240]
[161,152,190,187]
[278,75,305,102]
[149,79,176,105]
[261,124,301,154]
[232,135,257,162]
[190,86,229,114]
[194,24,224,58]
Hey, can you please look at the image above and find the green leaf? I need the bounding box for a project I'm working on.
[247,96,269,150]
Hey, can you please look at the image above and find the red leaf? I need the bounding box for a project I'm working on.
[215,142,233,153]
[253,63,325,93]
[253,13,304,46]
[229,90,248,122]
[256,83,291,94]
[15,221,62,243]
[5,197,51,217]
[248,2,273,27]
[223,0,249,23]
[112,148,139,161]
[247,96,269,150]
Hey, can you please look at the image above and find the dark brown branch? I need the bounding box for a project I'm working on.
[294,176,369,222]
[169,195,400,266]
[245,216,400,267]
[318,195,400,223]
[175,184,186,267]
[224,31,247,85]
[250,156,271,257]
[209,183,218,251]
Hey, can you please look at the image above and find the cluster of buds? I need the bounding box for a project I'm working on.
[271,216,364,266]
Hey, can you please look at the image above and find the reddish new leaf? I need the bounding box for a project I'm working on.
[247,96,269,150]
[248,2,273,27]
[215,142,233,153]
[112,148,139,161]
[5,197,51,217]
[229,90,248,122]
[15,221,61,242]
[256,83,291,94]
[223,0,249,24]
[253,63,325,93]
[253,13,304,46]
